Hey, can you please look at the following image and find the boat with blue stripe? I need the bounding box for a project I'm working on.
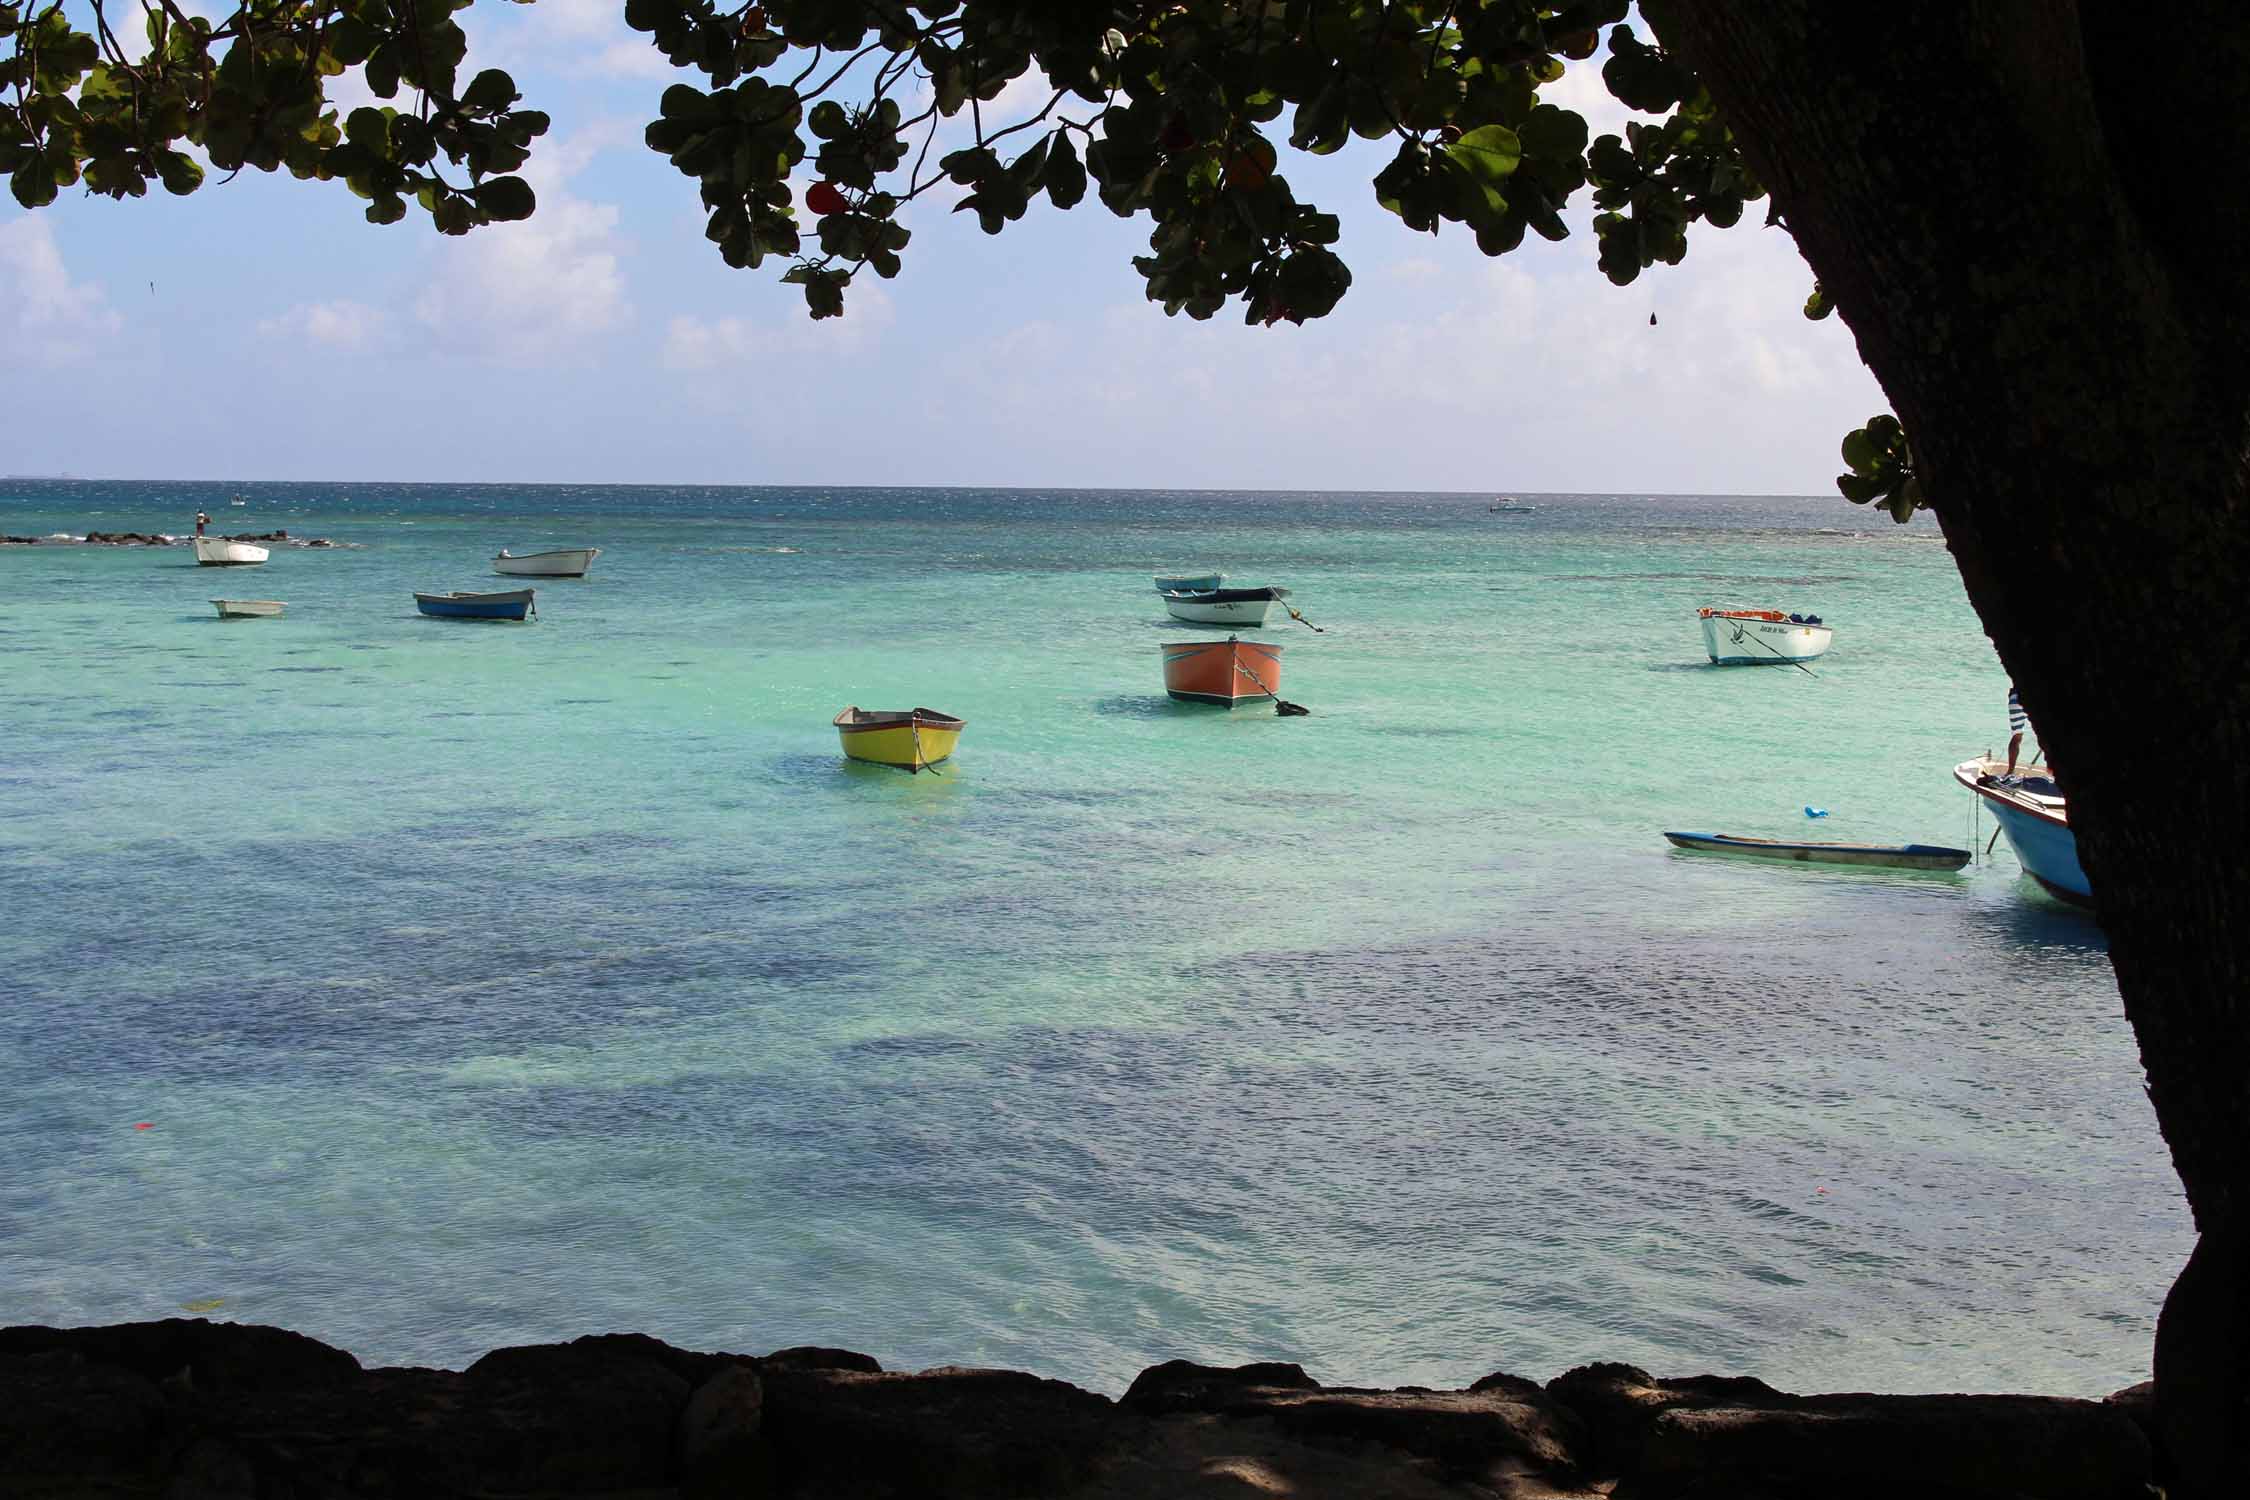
[414,588,537,622]
[1954,757,2090,907]
[1662,831,1970,870]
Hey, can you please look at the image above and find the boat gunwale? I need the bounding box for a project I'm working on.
[832,706,967,733]
[1952,759,2070,829]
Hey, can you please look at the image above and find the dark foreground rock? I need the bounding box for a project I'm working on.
[0,1321,2155,1499]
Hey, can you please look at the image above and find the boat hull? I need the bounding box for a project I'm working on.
[1700,611,1830,664]
[1954,758,2091,906]
[1161,637,1283,707]
[834,707,965,772]
[211,599,285,618]
[193,536,269,566]
[1663,831,1970,870]
[494,547,600,577]
[415,589,536,621]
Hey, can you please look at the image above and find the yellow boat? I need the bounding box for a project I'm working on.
[833,706,966,773]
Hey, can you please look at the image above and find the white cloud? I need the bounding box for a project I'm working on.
[0,216,123,362]
[912,215,1883,493]
[258,299,390,350]
[663,285,896,370]
[412,127,634,364]
[465,0,672,81]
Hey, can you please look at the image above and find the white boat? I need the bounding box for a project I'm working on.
[494,547,600,578]
[211,599,285,618]
[192,535,269,567]
[1154,571,1226,593]
[1698,608,1831,665]
[1160,585,1291,627]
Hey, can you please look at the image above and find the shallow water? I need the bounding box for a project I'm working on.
[0,481,2187,1396]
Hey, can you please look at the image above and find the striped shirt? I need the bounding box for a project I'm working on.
[2007,686,2028,734]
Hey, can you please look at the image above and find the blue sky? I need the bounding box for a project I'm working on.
[0,5,1885,490]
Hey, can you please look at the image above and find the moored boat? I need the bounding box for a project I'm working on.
[192,535,270,566]
[1161,636,1284,707]
[1159,585,1291,627]
[414,588,537,622]
[1154,571,1226,593]
[211,599,286,619]
[833,706,965,772]
[494,546,600,578]
[1954,756,2090,906]
[1662,830,1970,870]
[1699,607,1831,665]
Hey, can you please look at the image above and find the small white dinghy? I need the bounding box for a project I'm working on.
[1698,608,1831,665]
[211,599,285,619]
[193,535,270,566]
[494,547,600,578]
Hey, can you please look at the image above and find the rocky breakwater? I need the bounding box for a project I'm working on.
[0,1319,2163,1499]
[0,529,342,546]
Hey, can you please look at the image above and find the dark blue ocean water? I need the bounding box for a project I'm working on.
[0,480,2186,1395]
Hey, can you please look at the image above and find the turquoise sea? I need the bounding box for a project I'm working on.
[0,481,2189,1397]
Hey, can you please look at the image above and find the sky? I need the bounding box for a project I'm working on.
[0,5,1887,491]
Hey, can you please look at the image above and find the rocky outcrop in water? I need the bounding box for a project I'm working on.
[0,1320,2156,1498]
[0,529,345,548]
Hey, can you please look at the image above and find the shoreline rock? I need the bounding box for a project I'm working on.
[0,528,344,548]
[0,1319,2156,1498]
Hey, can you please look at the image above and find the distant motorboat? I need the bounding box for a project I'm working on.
[1159,585,1291,627]
[210,599,285,619]
[192,535,269,566]
[1663,831,1970,870]
[1161,636,1284,707]
[1954,756,2090,907]
[1153,571,1226,593]
[415,588,537,622]
[833,706,965,773]
[494,546,600,578]
[1698,607,1831,665]
[1486,497,1535,513]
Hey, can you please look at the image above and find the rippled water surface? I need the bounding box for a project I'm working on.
[0,481,2187,1396]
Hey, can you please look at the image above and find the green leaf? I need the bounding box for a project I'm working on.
[155,149,204,196]
[10,151,57,209]
[461,69,517,112]
[1444,125,1521,184]
[473,175,535,221]
[1045,132,1086,209]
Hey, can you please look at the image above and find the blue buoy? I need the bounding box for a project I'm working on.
[1804,806,1830,819]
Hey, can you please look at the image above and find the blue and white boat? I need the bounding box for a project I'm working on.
[1154,570,1227,593]
[1954,756,2091,907]
[414,588,537,622]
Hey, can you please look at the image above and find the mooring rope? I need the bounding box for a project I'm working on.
[1233,651,1308,716]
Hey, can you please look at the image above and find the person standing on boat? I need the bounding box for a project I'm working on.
[2005,684,2033,775]
[194,510,210,537]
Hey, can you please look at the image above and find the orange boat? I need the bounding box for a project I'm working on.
[1161,636,1283,707]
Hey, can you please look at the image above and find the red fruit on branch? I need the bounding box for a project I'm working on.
[805,182,849,215]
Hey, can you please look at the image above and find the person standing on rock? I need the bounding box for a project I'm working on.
[194,510,210,537]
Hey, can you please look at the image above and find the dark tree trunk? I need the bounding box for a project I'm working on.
[1641,3,2250,1493]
